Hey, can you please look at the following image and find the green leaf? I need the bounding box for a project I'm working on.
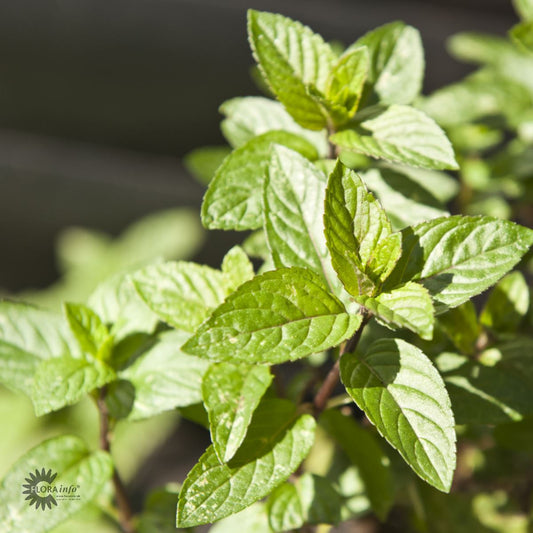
[219,96,328,156]
[31,356,116,416]
[176,399,316,527]
[120,330,209,420]
[448,32,533,95]
[384,216,533,311]
[201,130,318,231]
[183,146,232,185]
[331,105,458,170]
[0,435,113,533]
[350,21,424,105]
[362,167,450,231]
[320,409,394,520]
[0,302,81,395]
[514,0,533,20]
[340,338,456,492]
[435,352,533,425]
[324,162,402,297]
[64,303,113,360]
[210,503,271,533]
[267,473,343,531]
[356,282,435,340]
[221,246,255,293]
[247,10,336,129]
[322,47,369,125]
[88,271,159,341]
[131,262,227,333]
[494,418,533,452]
[264,146,348,303]
[202,362,272,462]
[138,486,181,533]
[438,301,481,355]
[182,267,363,364]
[480,272,529,333]
[420,70,533,128]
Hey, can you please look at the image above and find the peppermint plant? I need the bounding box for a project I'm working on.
[1,9,533,533]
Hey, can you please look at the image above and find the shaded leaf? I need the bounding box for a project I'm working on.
[267,473,343,531]
[438,301,481,355]
[320,409,393,520]
[480,272,529,333]
[435,352,533,425]
[176,399,316,527]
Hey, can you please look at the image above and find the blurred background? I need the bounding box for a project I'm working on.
[0,0,519,293]
[0,1,525,531]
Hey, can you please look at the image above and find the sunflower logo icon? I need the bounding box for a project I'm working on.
[22,468,58,510]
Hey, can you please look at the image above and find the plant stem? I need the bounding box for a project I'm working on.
[313,311,370,417]
[97,388,136,533]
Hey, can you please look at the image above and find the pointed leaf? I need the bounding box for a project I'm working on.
[340,338,456,492]
[0,435,113,533]
[121,330,209,420]
[219,96,328,156]
[323,47,369,125]
[221,246,255,293]
[356,282,435,340]
[201,130,318,231]
[182,267,363,364]
[88,271,159,341]
[362,167,450,230]
[0,302,81,395]
[31,356,116,416]
[247,10,335,129]
[480,272,529,333]
[435,352,533,425]
[324,162,402,297]
[349,21,424,105]
[132,262,226,332]
[267,473,343,531]
[176,399,316,527]
[263,146,347,303]
[203,363,272,462]
[331,105,458,170]
[384,216,533,311]
[438,302,481,355]
[64,303,112,360]
[320,409,394,520]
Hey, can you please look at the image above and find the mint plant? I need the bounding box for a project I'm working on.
[1,8,533,533]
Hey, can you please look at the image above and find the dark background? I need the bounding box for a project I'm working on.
[0,0,518,291]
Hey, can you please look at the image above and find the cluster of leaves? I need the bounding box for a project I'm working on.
[1,7,533,533]
[420,0,533,226]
